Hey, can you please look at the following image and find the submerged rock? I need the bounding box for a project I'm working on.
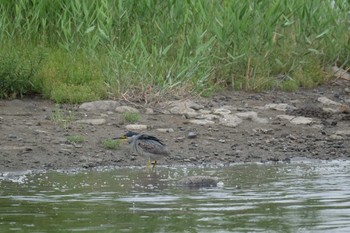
[177,176,219,187]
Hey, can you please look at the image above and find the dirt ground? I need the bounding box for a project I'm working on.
[1,84,350,172]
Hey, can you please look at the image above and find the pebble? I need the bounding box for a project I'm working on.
[156,128,175,133]
[125,124,147,131]
[188,131,197,139]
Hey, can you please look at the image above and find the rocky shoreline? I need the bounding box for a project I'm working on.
[0,84,350,172]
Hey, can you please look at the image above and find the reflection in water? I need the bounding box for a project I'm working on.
[1,161,350,232]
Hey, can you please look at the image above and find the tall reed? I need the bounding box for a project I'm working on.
[0,0,349,102]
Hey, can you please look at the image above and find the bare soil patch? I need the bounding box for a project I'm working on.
[1,84,349,172]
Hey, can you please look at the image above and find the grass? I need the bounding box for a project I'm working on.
[123,112,140,123]
[66,135,85,144]
[51,104,75,129]
[0,1,349,102]
[101,139,121,150]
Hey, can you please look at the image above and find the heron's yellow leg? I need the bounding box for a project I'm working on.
[146,159,151,172]
[152,160,157,169]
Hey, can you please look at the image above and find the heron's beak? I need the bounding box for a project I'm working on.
[113,135,128,141]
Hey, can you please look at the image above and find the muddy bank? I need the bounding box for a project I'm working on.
[0,84,349,172]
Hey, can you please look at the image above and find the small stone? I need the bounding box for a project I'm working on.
[329,134,344,140]
[125,124,148,131]
[198,109,211,114]
[161,100,203,115]
[198,114,219,121]
[290,116,314,125]
[145,108,154,114]
[79,100,119,111]
[219,115,242,127]
[276,115,295,121]
[334,130,350,136]
[218,139,226,143]
[156,128,174,133]
[115,106,139,113]
[213,108,231,116]
[189,119,215,125]
[76,119,106,125]
[317,97,341,106]
[175,136,185,142]
[265,103,295,111]
[188,131,197,139]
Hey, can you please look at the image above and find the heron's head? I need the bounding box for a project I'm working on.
[113,131,139,142]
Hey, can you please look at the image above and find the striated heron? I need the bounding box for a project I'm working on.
[114,131,170,170]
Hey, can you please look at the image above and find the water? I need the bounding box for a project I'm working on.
[1,161,350,233]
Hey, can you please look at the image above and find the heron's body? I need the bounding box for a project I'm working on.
[115,131,169,169]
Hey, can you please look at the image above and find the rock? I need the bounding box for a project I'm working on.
[188,119,215,125]
[277,114,295,121]
[290,117,314,125]
[115,106,139,113]
[213,108,231,116]
[198,109,211,114]
[317,97,341,106]
[177,176,219,187]
[265,103,295,111]
[125,124,148,131]
[79,100,119,111]
[236,111,258,119]
[161,100,203,115]
[219,115,243,127]
[331,66,350,80]
[329,134,344,140]
[277,115,313,125]
[145,108,154,114]
[156,128,174,133]
[76,118,106,125]
[236,111,269,124]
[334,130,350,136]
[196,114,219,121]
[188,131,197,139]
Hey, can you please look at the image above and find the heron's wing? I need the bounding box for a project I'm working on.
[138,134,166,146]
[137,139,169,156]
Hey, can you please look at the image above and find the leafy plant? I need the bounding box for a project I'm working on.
[123,112,140,123]
[66,135,85,144]
[51,104,75,129]
[102,139,120,150]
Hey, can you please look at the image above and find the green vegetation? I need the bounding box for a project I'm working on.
[1,1,349,102]
[102,139,121,150]
[66,135,85,144]
[123,112,140,123]
[51,104,75,129]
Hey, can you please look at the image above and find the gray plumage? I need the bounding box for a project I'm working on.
[128,133,169,162]
[115,131,169,165]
